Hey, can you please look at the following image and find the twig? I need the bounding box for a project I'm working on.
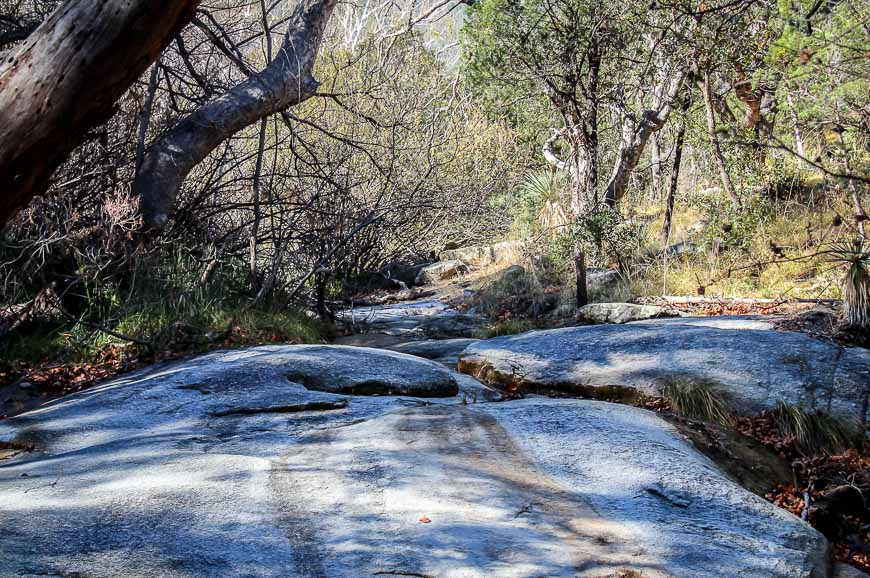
[49,296,154,353]
[801,478,815,521]
[286,212,382,302]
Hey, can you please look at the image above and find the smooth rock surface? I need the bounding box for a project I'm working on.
[415,260,469,285]
[459,316,870,422]
[0,351,827,577]
[277,344,459,397]
[336,299,455,335]
[576,302,683,324]
[481,399,828,578]
[336,299,483,339]
[386,338,478,368]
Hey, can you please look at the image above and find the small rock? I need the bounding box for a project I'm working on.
[660,241,699,258]
[576,303,683,324]
[500,265,526,282]
[439,240,525,267]
[686,219,709,236]
[415,260,469,285]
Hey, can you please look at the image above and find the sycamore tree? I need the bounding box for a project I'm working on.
[462,0,692,213]
[462,0,694,306]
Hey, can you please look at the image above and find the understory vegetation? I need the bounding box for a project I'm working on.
[1,0,867,365]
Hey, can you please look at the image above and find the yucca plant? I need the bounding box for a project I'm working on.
[828,240,870,328]
[519,170,571,230]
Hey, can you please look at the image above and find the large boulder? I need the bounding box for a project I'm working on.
[439,240,525,267]
[459,316,870,423]
[415,259,469,285]
[383,261,432,287]
[480,399,828,578]
[586,267,629,300]
[0,353,828,578]
[278,345,459,397]
[577,302,684,324]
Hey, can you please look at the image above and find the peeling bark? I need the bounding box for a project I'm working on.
[541,128,594,213]
[733,70,775,137]
[135,0,338,229]
[0,0,201,225]
[542,130,572,173]
[603,72,686,207]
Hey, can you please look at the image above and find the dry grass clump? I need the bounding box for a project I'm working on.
[661,377,735,426]
[771,401,864,454]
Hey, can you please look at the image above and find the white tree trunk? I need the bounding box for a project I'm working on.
[603,72,686,207]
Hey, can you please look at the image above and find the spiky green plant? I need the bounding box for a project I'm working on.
[519,170,571,230]
[771,401,863,454]
[828,240,870,328]
[661,377,735,426]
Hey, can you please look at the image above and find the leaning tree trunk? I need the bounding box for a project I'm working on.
[650,134,662,200]
[699,71,740,208]
[0,0,201,226]
[135,0,338,229]
[603,72,685,207]
[661,112,688,245]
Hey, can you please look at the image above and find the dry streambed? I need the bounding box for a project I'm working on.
[0,299,859,577]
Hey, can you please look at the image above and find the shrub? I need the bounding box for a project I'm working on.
[690,191,776,253]
[573,205,643,268]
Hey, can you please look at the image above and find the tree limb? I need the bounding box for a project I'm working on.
[135,0,338,229]
[0,0,201,226]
